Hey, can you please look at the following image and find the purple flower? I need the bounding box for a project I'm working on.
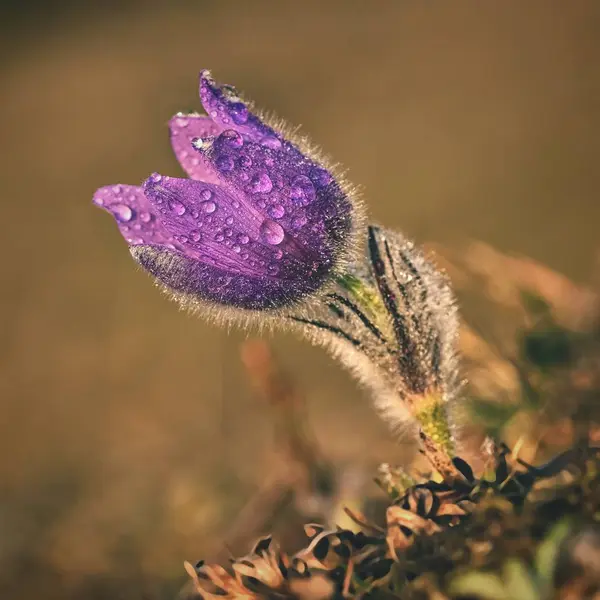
[93,70,358,311]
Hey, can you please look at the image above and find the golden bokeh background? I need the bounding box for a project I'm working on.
[1,1,599,598]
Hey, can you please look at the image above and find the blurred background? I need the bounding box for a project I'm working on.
[1,1,599,598]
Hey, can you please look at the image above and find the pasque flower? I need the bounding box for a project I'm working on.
[94,69,462,482]
[93,70,358,312]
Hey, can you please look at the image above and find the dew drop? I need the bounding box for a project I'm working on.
[238,233,250,245]
[215,232,225,242]
[239,155,252,168]
[191,230,202,242]
[169,200,186,216]
[268,265,280,275]
[112,185,122,194]
[269,204,285,219]
[241,251,249,260]
[260,136,282,150]
[111,203,133,222]
[290,175,316,206]
[273,248,283,260]
[221,129,244,148]
[259,219,285,245]
[224,228,233,237]
[149,173,162,183]
[233,244,241,253]
[232,200,240,209]
[225,216,234,225]
[230,102,248,125]
[309,167,332,187]
[201,189,213,201]
[250,171,273,194]
[201,200,217,214]
[176,117,189,128]
[216,154,234,172]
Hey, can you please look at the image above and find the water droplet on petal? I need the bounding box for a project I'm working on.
[232,200,240,209]
[215,232,225,242]
[238,233,250,245]
[260,136,282,150]
[111,203,133,222]
[201,189,213,201]
[224,228,233,237]
[176,117,189,128]
[230,102,248,125]
[191,230,202,242]
[239,155,252,168]
[225,216,234,225]
[221,129,244,148]
[201,200,217,214]
[269,204,285,219]
[112,185,122,194]
[250,172,273,194]
[149,173,162,183]
[233,245,241,253]
[259,219,285,245]
[268,265,280,275]
[169,200,186,216]
[309,167,333,187]
[215,155,234,172]
[273,248,283,260]
[290,175,316,206]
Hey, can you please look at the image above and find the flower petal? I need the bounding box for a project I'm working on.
[199,70,280,145]
[93,184,182,249]
[137,173,338,308]
[168,113,222,181]
[194,129,353,260]
[131,244,324,310]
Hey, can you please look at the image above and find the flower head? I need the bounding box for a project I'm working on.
[94,70,359,313]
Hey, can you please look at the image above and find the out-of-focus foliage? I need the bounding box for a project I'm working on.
[431,242,600,463]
